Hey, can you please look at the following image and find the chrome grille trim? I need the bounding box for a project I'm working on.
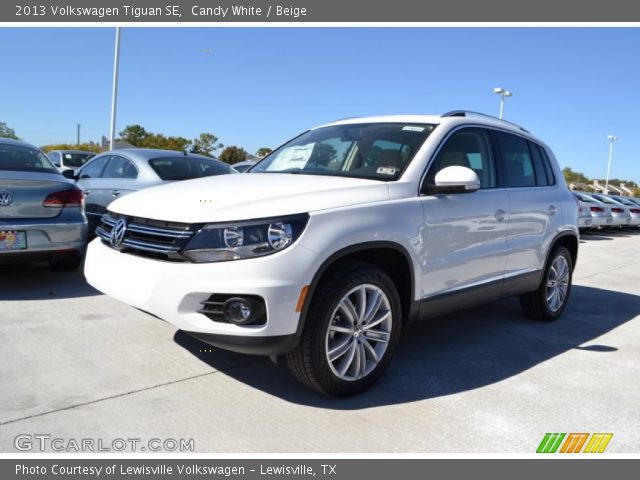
[97,212,195,260]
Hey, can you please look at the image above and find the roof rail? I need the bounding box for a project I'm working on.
[441,110,530,133]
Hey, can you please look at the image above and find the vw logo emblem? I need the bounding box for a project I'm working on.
[110,218,128,247]
[0,190,12,207]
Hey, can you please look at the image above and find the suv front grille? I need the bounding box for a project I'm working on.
[96,212,196,261]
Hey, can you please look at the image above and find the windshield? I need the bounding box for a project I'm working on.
[573,192,597,202]
[0,144,58,173]
[148,157,233,180]
[251,123,436,181]
[62,152,95,168]
[613,196,635,206]
[592,194,620,205]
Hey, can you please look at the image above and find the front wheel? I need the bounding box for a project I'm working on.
[286,264,402,397]
[520,246,573,322]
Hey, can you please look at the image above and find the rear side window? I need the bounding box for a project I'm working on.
[103,156,138,179]
[426,127,496,189]
[149,157,232,180]
[527,142,550,186]
[535,144,556,185]
[79,156,109,178]
[0,144,57,173]
[494,132,536,188]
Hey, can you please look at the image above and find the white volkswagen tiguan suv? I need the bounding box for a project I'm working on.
[85,112,579,396]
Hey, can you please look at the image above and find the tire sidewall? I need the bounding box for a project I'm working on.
[541,246,573,319]
[309,265,402,396]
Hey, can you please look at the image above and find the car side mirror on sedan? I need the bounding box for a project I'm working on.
[422,166,481,195]
[61,169,77,180]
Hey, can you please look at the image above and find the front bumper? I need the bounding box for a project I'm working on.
[84,238,319,353]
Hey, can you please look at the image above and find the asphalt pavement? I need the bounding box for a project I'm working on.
[1,229,639,453]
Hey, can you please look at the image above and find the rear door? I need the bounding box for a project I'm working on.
[493,131,557,291]
[76,155,110,231]
[419,127,509,306]
[100,155,139,207]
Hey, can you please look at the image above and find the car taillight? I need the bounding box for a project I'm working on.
[630,208,640,214]
[43,189,84,207]
[590,206,604,213]
[611,207,623,213]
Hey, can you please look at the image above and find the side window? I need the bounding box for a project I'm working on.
[426,128,496,189]
[527,141,550,186]
[535,144,556,185]
[48,152,61,165]
[78,155,109,179]
[102,156,138,179]
[494,132,536,188]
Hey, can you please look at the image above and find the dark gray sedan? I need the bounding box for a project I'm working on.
[72,149,236,234]
[0,138,87,270]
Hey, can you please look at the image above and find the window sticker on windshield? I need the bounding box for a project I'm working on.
[402,126,425,132]
[64,154,72,159]
[269,144,313,171]
[376,167,397,175]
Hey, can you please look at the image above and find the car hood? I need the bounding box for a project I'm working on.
[108,173,390,223]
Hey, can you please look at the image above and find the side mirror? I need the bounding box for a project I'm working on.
[62,169,76,180]
[422,166,480,195]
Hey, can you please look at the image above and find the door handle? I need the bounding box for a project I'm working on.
[548,205,557,216]
[112,190,121,197]
[494,209,506,222]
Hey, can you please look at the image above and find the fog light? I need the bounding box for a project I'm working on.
[223,297,254,324]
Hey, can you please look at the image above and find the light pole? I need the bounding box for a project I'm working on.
[109,27,121,151]
[604,134,617,194]
[493,87,512,119]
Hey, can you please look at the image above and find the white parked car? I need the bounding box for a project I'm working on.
[85,112,579,396]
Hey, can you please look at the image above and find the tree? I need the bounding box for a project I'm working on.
[41,142,101,153]
[219,146,248,164]
[0,121,19,140]
[119,125,148,147]
[562,167,588,185]
[191,133,223,157]
[141,133,190,152]
[256,147,272,158]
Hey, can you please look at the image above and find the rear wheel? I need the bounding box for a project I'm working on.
[286,264,402,396]
[520,246,572,322]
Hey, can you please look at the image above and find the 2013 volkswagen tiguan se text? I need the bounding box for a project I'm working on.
[85,112,579,396]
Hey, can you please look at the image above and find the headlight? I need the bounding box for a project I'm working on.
[181,214,309,263]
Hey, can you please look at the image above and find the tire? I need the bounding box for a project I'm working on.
[286,263,402,397]
[49,256,83,271]
[519,245,573,322]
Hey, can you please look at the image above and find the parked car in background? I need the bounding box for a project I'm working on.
[231,160,257,173]
[610,195,640,227]
[47,150,96,173]
[0,138,87,270]
[85,111,579,396]
[572,191,613,230]
[72,149,236,234]
[589,193,632,228]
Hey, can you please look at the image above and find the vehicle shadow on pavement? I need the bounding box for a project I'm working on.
[0,261,100,300]
[173,285,639,409]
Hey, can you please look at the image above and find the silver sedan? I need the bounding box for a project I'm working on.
[0,138,87,270]
[588,192,632,228]
[70,148,236,234]
[572,191,613,230]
